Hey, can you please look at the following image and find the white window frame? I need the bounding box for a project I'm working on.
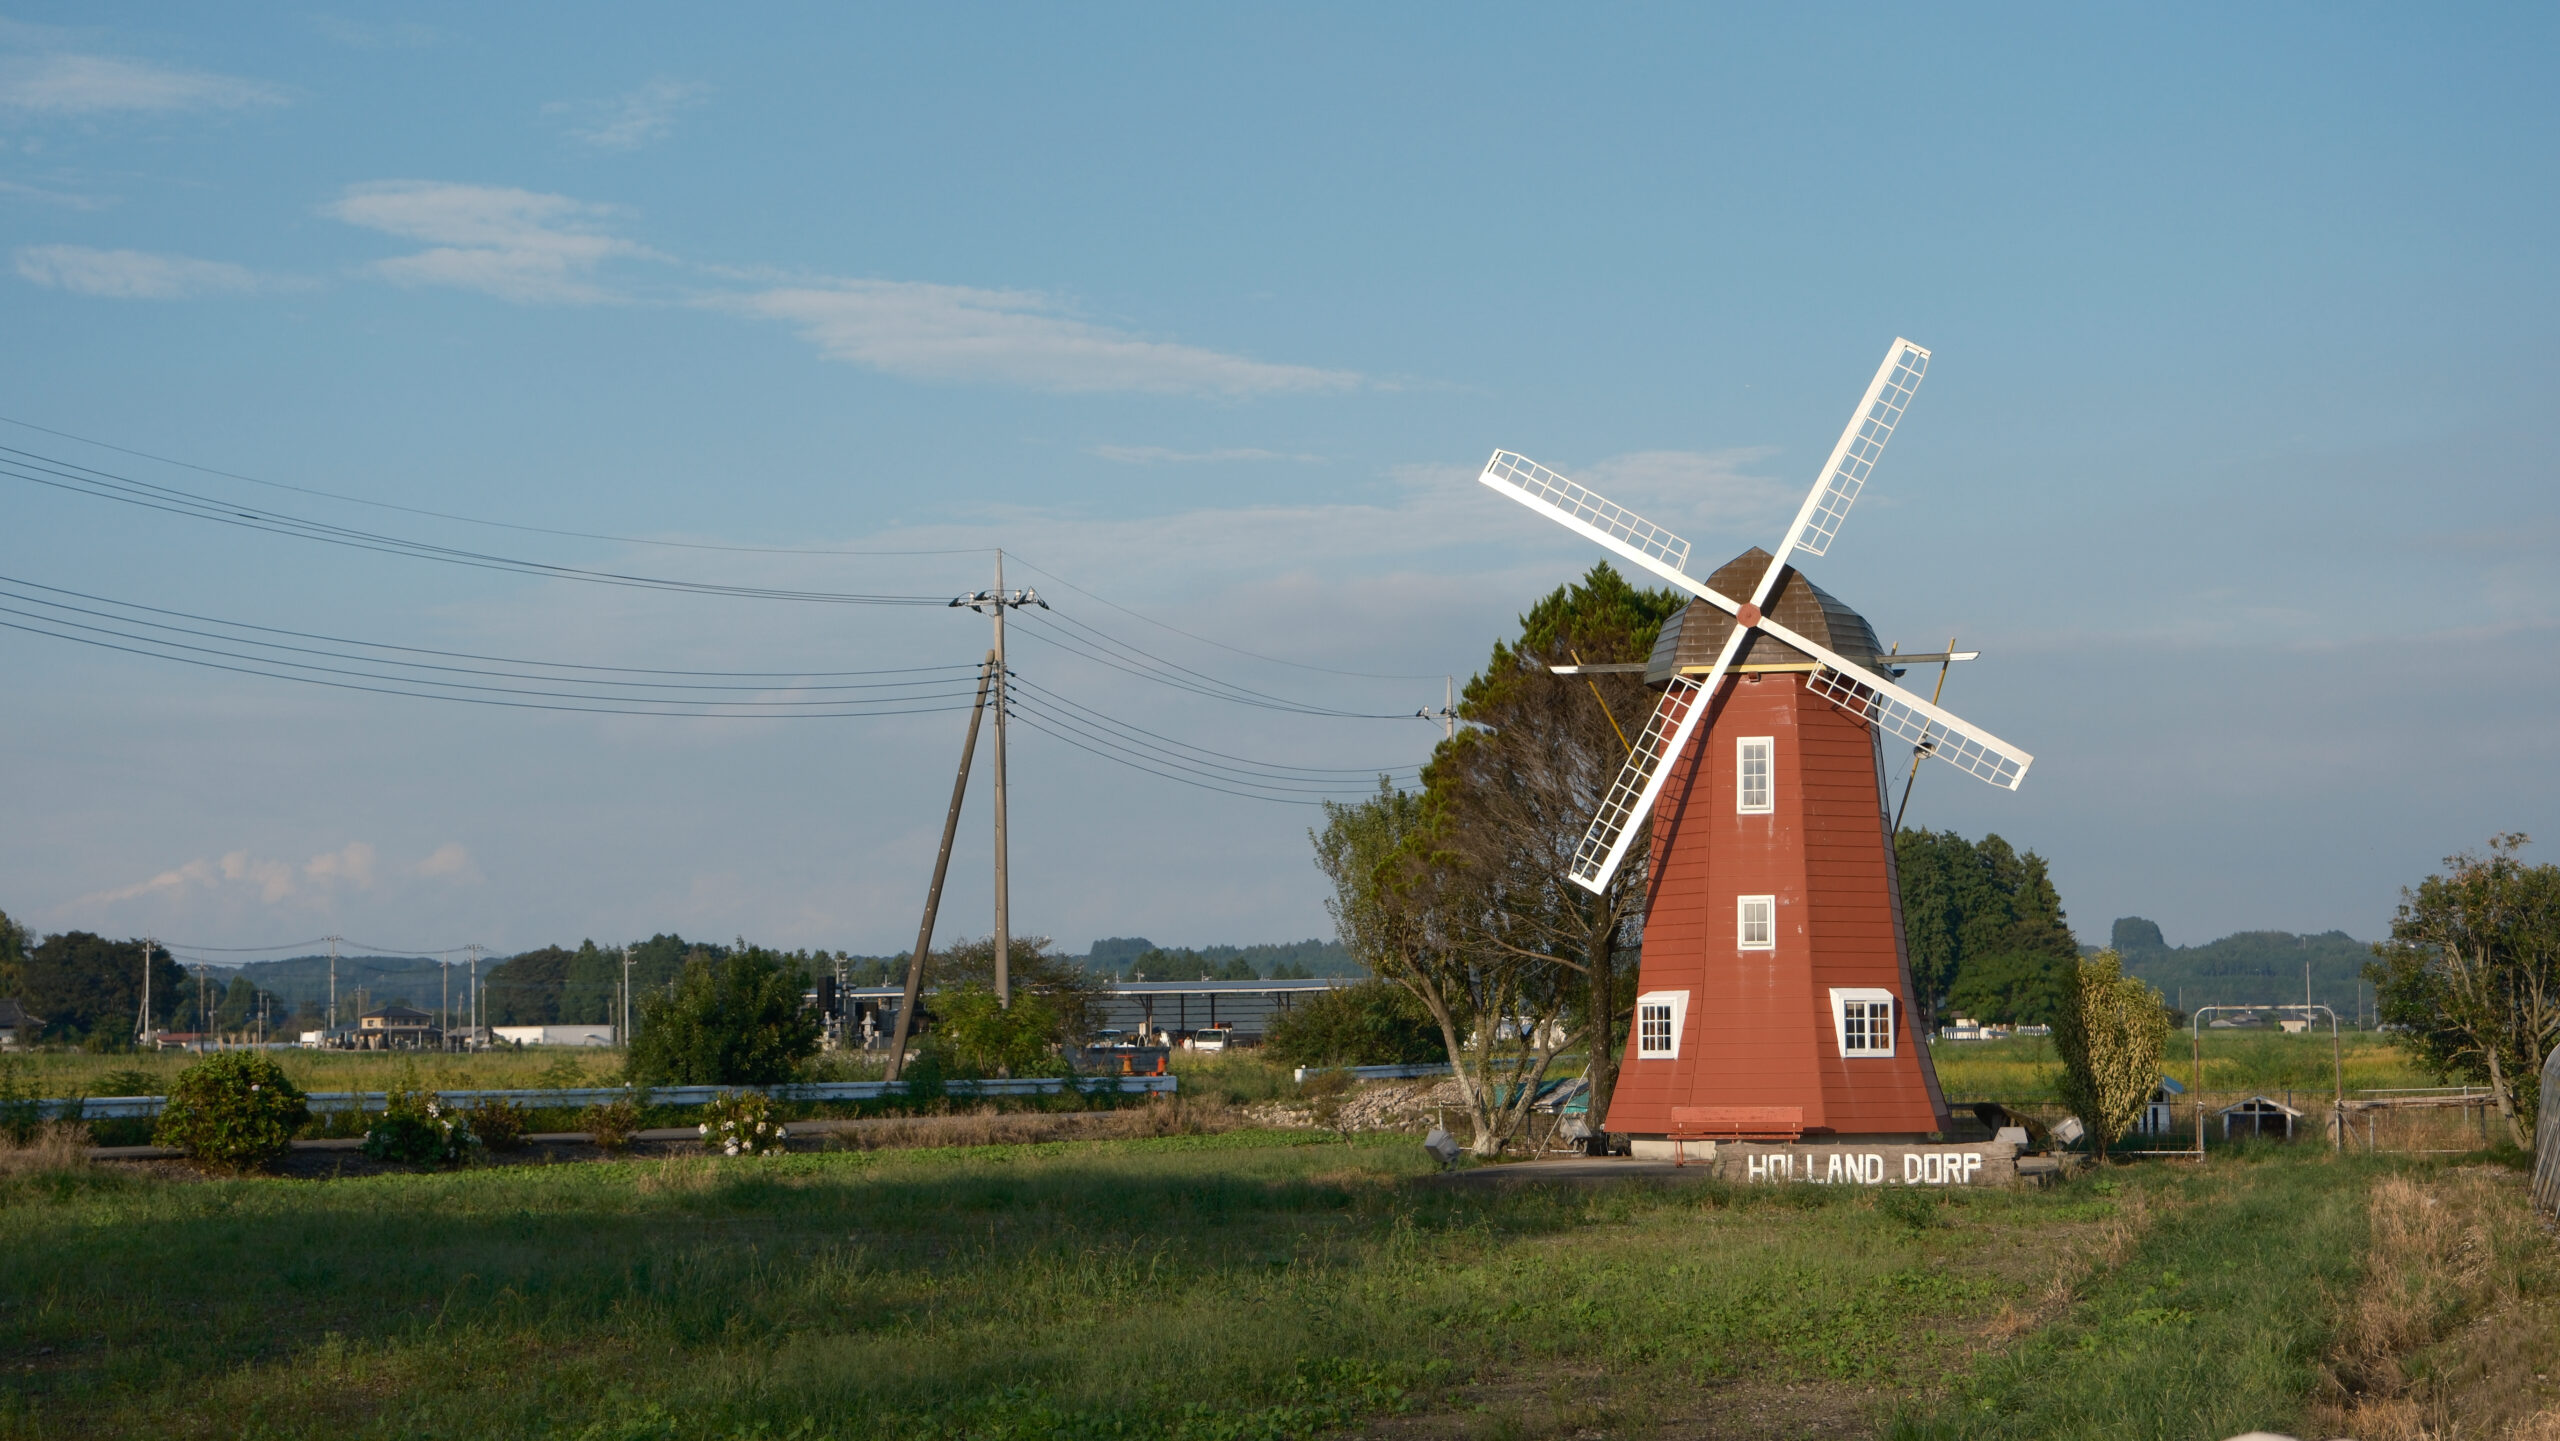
[1737,895,1777,950]
[1830,988,1899,1057]
[1635,989,1688,1060]
[1736,736,1773,814]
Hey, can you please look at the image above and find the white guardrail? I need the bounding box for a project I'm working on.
[36,1074,1178,1121]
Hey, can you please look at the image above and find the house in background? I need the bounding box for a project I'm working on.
[0,997,36,1048]
[357,1005,441,1050]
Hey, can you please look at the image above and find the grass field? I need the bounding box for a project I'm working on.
[3,1118,2550,1440]
[1928,1030,2442,1105]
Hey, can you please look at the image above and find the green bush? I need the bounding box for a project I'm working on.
[580,1096,642,1153]
[360,1080,480,1167]
[464,1095,532,1151]
[1264,980,1444,1067]
[0,1058,42,1144]
[628,950,820,1086]
[933,983,1066,1078]
[152,1052,310,1172]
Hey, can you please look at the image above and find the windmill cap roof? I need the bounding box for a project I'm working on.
[1644,548,1890,687]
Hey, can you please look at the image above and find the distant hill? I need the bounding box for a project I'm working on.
[2103,918,2375,1020]
[1079,937,1363,980]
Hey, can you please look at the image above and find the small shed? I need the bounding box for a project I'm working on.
[2138,1075,2186,1135]
[2220,1095,2303,1141]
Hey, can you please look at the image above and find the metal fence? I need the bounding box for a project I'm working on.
[39,1074,1177,1121]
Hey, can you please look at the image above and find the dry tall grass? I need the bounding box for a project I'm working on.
[0,1122,94,1176]
[2319,1167,2560,1440]
[820,1096,1240,1153]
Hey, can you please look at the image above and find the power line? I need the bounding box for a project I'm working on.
[1009,710,1347,807]
[1006,611,1412,719]
[0,412,986,558]
[0,446,949,607]
[1004,552,1447,681]
[1008,675,1422,779]
[1006,693,1395,797]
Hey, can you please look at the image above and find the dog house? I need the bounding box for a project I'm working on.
[2137,1075,2185,1135]
[2219,1095,2302,1141]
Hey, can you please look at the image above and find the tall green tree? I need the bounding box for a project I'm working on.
[2052,950,2171,1160]
[1423,563,1686,1134]
[21,932,184,1043]
[2366,833,2560,1149]
[1896,829,2080,1027]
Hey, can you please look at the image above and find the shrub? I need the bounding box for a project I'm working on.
[934,984,1065,1078]
[465,1096,532,1151]
[361,1079,480,1167]
[628,950,820,1086]
[1265,980,1444,1067]
[152,1052,311,1173]
[698,1090,787,1156]
[581,1096,642,1154]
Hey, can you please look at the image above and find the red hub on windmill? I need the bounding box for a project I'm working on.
[1735,603,1761,627]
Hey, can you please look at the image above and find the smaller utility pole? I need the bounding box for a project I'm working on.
[1416,676,1457,739]
[467,943,480,1039]
[135,938,156,1048]
[621,944,635,1047]
[887,651,998,1081]
[328,935,340,1033]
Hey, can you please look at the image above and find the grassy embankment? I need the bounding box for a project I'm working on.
[4,1114,2553,1440]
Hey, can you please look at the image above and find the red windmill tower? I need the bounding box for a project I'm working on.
[1478,339,2035,1146]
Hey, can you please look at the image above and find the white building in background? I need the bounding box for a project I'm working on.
[493,1025,618,1047]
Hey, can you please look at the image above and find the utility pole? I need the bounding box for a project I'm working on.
[467,943,481,1042]
[621,944,634,1047]
[886,651,998,1082]
[328,935,340,1034]
[951,557,1043,1006]
[1415,676,1457,739]
[135,937,155,1048]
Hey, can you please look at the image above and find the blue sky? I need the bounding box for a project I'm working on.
[2,6,2554,958]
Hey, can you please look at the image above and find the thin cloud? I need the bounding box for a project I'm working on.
[0,178,112,210]
[78,842,379,909]
[719,280,1362,396]
[1089,445,1323,464]
[551,78,711,151]
[325,180,657,304]
[413,842,483,883]
[0,52,287,114]
[14,244,275,299]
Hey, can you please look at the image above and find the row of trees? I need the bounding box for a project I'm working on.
[1896,830,2082,1028]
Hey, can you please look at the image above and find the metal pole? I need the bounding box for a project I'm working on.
[1892,638,1957,834]
[328,935,339,1034]
[468,943,480,1040]
[886,651,998,1082]
[136,937,154,1048]
[621,944,634,1047]
[993,551,1011,1007]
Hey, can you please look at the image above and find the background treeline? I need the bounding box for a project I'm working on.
[1077,937,1358,980]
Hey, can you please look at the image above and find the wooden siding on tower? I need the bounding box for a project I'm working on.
[1606,672,1949,1140]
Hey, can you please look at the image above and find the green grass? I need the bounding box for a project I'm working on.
[1892,1152,2383,1440]
[2,1130,2101,1440]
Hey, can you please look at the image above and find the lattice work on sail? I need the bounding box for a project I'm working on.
[1482,451,1692,576]
[1791,340,1928,558]
[1570,674,1705,890]
[1805,663,2030,790]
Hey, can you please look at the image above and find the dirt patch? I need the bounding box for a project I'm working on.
[2315,1164,2560,1440]
[1248,1077,1466,1135]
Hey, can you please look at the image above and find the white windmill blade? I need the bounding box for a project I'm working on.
[1568,625,1750,892]
[1479,452,1729,604]
[1755,615,2033,790]
[1777,338,1930,563]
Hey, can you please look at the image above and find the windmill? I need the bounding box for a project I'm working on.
[1478,338,2034,1146]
